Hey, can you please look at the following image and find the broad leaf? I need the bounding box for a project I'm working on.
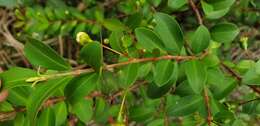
[154,12,184,54]
[191,25,210,54]
[167,95,203,116]
[53,102,67,126]
[154,60,176,86]
[103,19,126,31]
[27,77,72,126]
[80,42,103,71]
[210,23,239,43]
[37,108,55,126]
[121,63,139,86]
[24,37,71,71]
[0,67,37,89]
[129,106,154,122]
[184,60,207,94]
[135,27,165,52]
[65,73,99,104]
[147,81,173,99]
[71,99,93,123]
[109,31,124,53]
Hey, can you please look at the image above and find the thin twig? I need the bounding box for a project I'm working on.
[188,0,203,25]
[239,97,260,105]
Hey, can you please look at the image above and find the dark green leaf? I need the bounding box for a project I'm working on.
[27,77,72,126]
[184,60,207,94]
[191,25,210,54]
[109,31,125,53]
[121,63,139,86]
[37,108,55,126]
[154,60,176,86]
[53,102,67,126]
[65,73,99,104]
[72,99,93,123]
[210,23,239,43]
[24,37,71,71]
[154,12,184,54]
[103,19,126,31]
[135,27,165,52]
[167,95,203,116]
[80,42,103,71]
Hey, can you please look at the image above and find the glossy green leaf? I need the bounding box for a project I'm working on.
[167,95,203,116]
[27,77,72,126]
[210,23,239,43]
[184,60,207,94]
[154,12,184,54]
[191,25,210,54]
[103,19,126,31]
[24,37,71,71]
[65,73,99,104]
[0,67,37,89]
[80,42,103,71]
[168,0,188,10]
[7,87,31,106]
[147,81,173,99]
[154,60,175,86]
[135,27,164,52]
[37,108,55,126]
[72,99,93,123]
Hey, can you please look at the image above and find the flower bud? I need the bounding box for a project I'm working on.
[76,32,93,45]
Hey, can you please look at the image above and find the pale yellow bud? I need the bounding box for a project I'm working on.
[76,32,93,45]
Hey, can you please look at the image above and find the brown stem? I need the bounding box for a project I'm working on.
[203,87,211,126]
[188,0,203,25]
[220,62,260,95]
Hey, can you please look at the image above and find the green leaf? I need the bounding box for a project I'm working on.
[135,27,165,52]
[0,67,37,89]
[201,0,235,19]
[121,63,139,86]
[154,12,184,54]
[71,99,93,123]
[103,19,126,31]
[53,102,67,126]
[191,25,210,54]
[129,106,154,122]
[24,37,71,71]
[27,77,72,126]
[242,60,260,85]
[167,95,203,116]
[65,73,99,104]
[37,108,55,126]
[126,13,143,29]
[154,60,175,86]
[147,81,172,99]
[7,87,31,106]
[184,60,207,94]
[109,31,125,53]
[210,23,239,43]
[168,0,188,10]
[80,42,103,71]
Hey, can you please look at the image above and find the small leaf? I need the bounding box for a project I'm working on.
[121,63,139,86]
[24,37,71,71]
[0,67,37,89]
[109,31,125,53]
[103,19,126,31]
[242,60,260,85]
[71,99,93,123]
[147,81,173,99]
[210,23,239,43]
[80,42,103,71]
[27,77,72,126]
[129,106,154,122]
[191,25,210,54]
[154,12,184,54]
[126,13,142,29]
[65,73,99,104]
[154,60,175,86]
[135,27,164,52]
[167,95,203,116]
[184,60,207,94]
